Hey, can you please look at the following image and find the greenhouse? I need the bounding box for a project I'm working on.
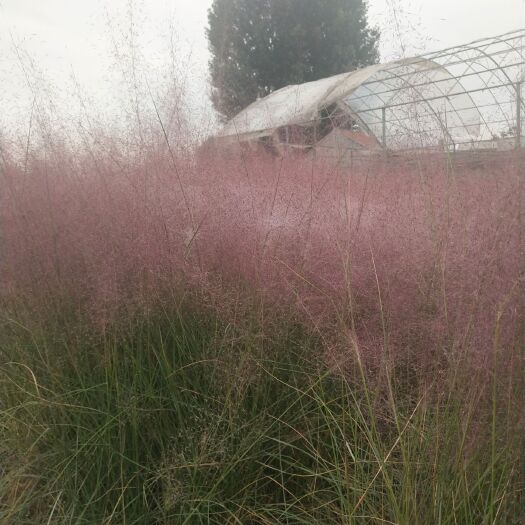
[216,28,525,153]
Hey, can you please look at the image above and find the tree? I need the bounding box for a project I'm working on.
[207,0,380,120]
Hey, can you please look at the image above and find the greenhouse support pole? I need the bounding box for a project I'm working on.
[381,107,387,150]
[517,81,522,150]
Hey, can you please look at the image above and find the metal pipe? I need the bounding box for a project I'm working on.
[517,81,522,150]
[382,107,387,149]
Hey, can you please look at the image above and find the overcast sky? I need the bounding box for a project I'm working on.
[1,0,524,134]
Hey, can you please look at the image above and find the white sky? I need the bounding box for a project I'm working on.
[1,0,524,136]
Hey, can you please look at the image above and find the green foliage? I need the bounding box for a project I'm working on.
[0,298,523,524]
[207,0,379,119]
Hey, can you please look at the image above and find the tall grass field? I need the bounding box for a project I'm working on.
[0,22,524,520]
[1,137,523,524]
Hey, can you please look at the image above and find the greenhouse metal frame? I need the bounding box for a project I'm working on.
[217,28,525,153]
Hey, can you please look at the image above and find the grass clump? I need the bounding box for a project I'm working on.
[1,295,523,524]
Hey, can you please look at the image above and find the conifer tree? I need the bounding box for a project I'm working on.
[207,0,380,120]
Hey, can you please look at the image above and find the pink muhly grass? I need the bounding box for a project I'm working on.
[1,143,522,367]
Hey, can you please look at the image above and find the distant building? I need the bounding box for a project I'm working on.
[213,29,525,156]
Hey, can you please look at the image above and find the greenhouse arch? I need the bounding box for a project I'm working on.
[216,28,524,154]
